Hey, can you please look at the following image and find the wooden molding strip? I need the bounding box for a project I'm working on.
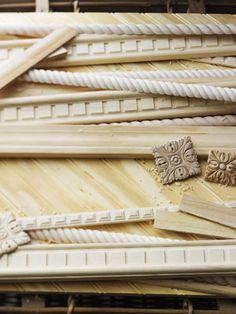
[154,211,236,239]
[147,278,236,297]
[1,240,236,281]
[19,206,175,231]
[192,57,236,68]
[1,92,236,125]
[0,34,236,67]
[0,125,234,158]
[0,27,77,89]
[180,195,236,229]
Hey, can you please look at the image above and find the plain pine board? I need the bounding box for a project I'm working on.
[154,211,236,238]
[179,194,236,229]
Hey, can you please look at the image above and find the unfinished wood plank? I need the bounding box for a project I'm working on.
[180,195,236,229]
[1,34,236,67]
[154,211,236,239]
[1,92,236,125]
[0,125,234,158]
[0,26,77,89]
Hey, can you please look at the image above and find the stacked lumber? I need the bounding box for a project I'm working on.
[0,13,236,303]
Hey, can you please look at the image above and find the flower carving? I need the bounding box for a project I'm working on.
[0,213,30,255]
[153,136,201,184]
[205,150,236,186]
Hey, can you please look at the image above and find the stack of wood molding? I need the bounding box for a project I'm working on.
[0,12,236,302]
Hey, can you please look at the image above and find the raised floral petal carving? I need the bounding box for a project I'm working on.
[0,213,30,255]
[205,150,236,186]
[153,136,201,184]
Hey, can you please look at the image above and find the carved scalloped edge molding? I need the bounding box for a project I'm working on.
[1,92,236,125]
[0,34,236,66]
[0,240,236,281]
[19,206,178,231]
[193,57,236,68]
[0,125,235,158]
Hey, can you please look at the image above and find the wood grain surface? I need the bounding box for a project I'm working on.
[0,12,235,296]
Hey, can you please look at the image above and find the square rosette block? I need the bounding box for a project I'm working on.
[205,150,236,186]
[153,136,201,185]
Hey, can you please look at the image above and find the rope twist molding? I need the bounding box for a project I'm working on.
[98,115,236,126]
[29,228,182,244]
[0,23,236,36]
[23,69,236,102]
[89,69,236,80]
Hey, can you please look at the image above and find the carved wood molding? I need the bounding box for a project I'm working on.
[19,206,175,231]
[0,213,30,255]
[1,240,236,281]
[1,92,236,125]
[0,34,236,66]
[0,125,234,158]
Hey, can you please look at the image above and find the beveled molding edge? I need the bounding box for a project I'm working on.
[0,125,235,158]
[0,34,236,66]
[0,240,236,281]
[1,92,235,125]
[19,206,174,231]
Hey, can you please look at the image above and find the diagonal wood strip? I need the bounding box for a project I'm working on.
[0,125,234,158]
[0,26,77,89]
[180,195,236,229]
[154,211,236,239]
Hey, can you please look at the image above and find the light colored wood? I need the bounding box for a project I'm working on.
[180,195,236,229]
[1,92,235,125]
[146,278,236,297]
[1,240,236,281]
[1,34,236,67]
[19,206,165,230]
[154,211,236,238]
[36,0,49,12]
[0,125,234,158]
[0,12,235,296]
[0,26,77,90]
[47,47,68,60]
[192,57,236,68]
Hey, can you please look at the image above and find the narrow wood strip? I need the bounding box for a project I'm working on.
[180,195,236,229]
[0,92,236,125]
[154,211,236,238]
[1,240,236,281]
[19,206,174,230]
[192,57,236,68]
[0,125,234,157]
[0,34,236,67]
[0,26,77,89]
[148,279,236,297]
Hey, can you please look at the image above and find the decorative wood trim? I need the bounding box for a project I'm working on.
[1,240,236,281]
[0,27,78,89]
[0,34,236,67]
[0,125,234,158]
[19,206,173,231]
[1,92,236,125]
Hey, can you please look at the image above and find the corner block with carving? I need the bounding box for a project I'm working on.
[205,150,236,186]
[153,136,201,184]
[0,213,30,255]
